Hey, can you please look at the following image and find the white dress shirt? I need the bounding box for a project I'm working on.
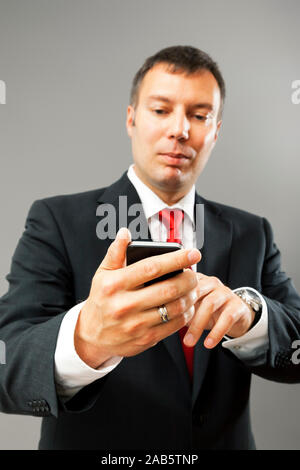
[54,165,269,400]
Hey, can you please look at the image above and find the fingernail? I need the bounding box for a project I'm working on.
[188,249,200,264]
[184,333,194,346]
[205,337,214,348]
[116,227,131,241]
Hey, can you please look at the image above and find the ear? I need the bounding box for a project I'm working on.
[209,119,222,152]
[213,119,222,143]
[126,105,135,138]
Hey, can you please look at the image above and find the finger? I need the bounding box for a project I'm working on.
[195,275,222,301]
[166,288,198,321]
[126,269,198,312]
[114,304,195,352]
[203,303,241,348]
[123,248,201,290]
[183,287,232,346]
[141,288,198,326]
[98,228,131,272]
[147,305,195,345]
[205,317,215,330]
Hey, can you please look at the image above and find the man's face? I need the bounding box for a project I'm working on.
[126,63,222,203]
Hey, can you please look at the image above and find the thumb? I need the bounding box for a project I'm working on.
[98,227,131,271]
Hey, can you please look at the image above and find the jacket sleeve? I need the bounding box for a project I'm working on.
[222,216,300,383]
[0,199,104,417]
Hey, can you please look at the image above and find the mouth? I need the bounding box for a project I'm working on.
[159,152,190,166]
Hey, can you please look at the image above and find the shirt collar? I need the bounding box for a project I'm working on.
[127,164,195,226]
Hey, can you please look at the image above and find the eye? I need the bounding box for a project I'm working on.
[194,115,207,121]
[153,109,168,115]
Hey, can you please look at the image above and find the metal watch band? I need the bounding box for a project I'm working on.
[235,289,262,313]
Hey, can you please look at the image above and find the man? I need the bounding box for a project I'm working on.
[0,45,299,450]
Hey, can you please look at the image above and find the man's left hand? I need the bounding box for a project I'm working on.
[184,273,256,349]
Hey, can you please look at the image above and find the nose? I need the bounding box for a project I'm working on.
[167,111,190,141]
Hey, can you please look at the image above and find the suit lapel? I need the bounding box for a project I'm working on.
[96,171,152,242]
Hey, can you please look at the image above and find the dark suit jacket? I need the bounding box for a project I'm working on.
[0,171,299,450]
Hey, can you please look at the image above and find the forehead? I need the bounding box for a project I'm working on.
[138,63,221,109]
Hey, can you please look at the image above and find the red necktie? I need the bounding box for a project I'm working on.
[159,209,194,382]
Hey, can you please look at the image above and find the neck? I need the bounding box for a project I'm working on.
[132,165,191,206]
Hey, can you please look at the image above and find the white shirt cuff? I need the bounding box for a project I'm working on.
[54,301,123,400]
[221,287,269,359]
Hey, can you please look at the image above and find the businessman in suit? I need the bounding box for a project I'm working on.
[0,45,299,450]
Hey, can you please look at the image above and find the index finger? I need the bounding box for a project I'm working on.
[124,248,201,290]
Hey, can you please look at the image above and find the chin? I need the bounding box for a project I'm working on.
[157,171,187,192]
[165,165,188,181]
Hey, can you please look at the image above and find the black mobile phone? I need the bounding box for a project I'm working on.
[126,241,183,286]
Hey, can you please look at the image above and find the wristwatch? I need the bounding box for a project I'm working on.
[235,289,262,327]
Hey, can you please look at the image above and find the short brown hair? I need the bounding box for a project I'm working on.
[130,45,226,120]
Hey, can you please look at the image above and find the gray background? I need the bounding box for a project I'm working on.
[0,0,299,450]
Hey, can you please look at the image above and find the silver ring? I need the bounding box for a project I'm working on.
[158,305,169,323]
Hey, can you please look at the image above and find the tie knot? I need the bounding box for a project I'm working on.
[159,209,184,244]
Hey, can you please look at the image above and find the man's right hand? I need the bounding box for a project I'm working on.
[74,228,201,369]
